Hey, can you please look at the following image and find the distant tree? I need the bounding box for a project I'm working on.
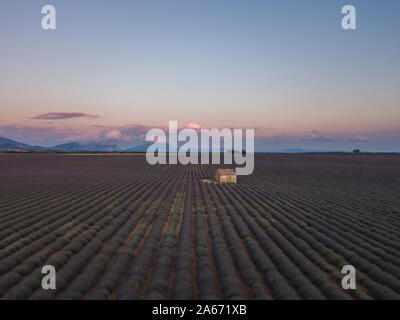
[353,149,360,154]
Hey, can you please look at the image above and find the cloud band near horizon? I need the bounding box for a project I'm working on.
[30,112,99,120]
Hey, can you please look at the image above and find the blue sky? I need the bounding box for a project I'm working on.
[0,1,399,151]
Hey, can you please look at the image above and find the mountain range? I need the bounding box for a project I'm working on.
[0,136,352,153]
[0,137,239,153]
[0,137,121,152]
[53,142,120,152]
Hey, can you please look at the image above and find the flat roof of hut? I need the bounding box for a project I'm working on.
[215,169,237,184]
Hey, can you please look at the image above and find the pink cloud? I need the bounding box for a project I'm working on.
[186,122,201,129]
[104,129,137,142]
[308,129,332,142]
[106,130,123,140]
[30,112,99,120]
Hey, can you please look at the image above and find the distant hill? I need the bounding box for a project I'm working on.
[123,142,209,153]
[0,137,34,151]
[0,136,354,154]
[125,142,231,153]
[53,141,121,152]
[125,142,153,152]
[52,142,82,151]
[277,148,347,153]
[0,137,122,152]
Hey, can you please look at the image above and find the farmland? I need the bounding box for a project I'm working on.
[0,153,399,300]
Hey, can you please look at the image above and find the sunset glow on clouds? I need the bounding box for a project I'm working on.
[1,120,398,152]
[186,122,201,130]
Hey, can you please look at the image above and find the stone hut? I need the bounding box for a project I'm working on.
[215,169,237,184]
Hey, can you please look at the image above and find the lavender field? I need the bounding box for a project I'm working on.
[0,153,399,300]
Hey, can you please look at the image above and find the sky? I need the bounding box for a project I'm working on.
[0,0,399,151]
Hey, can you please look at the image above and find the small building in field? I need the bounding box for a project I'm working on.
[215,169,237,184]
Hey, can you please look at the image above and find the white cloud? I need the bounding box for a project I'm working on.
[106,130,123,140]
[186,122,201,129]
